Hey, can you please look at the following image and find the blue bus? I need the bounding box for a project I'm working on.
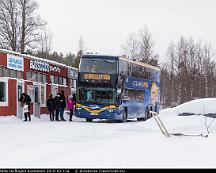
[75,54,160,122]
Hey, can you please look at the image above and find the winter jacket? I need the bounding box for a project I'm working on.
[20,94,31,109]
[59,94,66,108]
[67,98,75,110]
[55,95,61,109]
[47,97,56,110]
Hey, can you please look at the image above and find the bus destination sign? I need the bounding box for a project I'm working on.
[83,74,111,80]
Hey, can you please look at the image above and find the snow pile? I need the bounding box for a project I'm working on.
[162,98,216,116]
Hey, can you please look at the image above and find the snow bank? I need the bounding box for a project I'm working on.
[161,98,216,116]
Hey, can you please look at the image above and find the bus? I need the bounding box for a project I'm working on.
[75,54,160,122]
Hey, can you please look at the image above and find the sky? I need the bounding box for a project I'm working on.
[36,0,216,62]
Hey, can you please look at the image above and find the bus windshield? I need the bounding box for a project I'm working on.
[80,58,117,74]
[79,88,116,104]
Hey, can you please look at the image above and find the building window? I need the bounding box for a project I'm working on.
[63,78,67,86]
[42,74,47,83]
[0,66,3,77]
[17,71,23,79]
[50,75,54,83]
[10,69,17,78]
[0,78,8,106]
[4,68,9,77]
[37,73,42,82]
[54,76,59,84]
[59,77,63,85]
[0,82,6,102]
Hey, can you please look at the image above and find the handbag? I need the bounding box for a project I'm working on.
[23,104,29,113]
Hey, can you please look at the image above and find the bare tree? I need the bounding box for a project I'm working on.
[162,37,216,107]
[0,0,19,51]
[17,0,45,53]
[0,0,47,53]
[121,33,139,60]
[122,26,158,66]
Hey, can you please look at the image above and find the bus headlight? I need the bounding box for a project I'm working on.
[76,108,81,110]
[108,109,115,113]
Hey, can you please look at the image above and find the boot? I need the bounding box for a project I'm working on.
[23,113,27,121]
[28,113,31,121]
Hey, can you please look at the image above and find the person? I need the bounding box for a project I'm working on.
[59,90,66,121]
[20,93,31,121]
[72,93,76,109]
[47,93,56,121]
[67,95,75,121]
[55,93,61,121]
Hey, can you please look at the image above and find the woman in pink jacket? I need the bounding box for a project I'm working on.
[67,96,75,121]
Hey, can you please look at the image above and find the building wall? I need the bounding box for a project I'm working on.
[0,53,7,66]
[0,50,77,117]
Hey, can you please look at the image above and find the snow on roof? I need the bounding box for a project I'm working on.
[0,49,78,70]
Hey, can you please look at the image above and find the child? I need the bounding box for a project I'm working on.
[67,95,75,121]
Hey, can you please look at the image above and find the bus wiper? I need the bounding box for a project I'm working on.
[104,60,113,63]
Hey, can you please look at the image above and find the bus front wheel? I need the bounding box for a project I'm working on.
[86,118,93,122]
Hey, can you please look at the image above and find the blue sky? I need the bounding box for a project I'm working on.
[37,0,216,62]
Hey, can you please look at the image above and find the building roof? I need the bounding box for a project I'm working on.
[0,49,78,71]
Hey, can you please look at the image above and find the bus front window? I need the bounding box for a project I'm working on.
[80,58,117,74]
[79,88,115,104]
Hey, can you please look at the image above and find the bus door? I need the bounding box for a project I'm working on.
[144,89,151,118]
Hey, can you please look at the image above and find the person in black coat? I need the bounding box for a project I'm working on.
[20,93,32,121]
[59,90,66,121]
[55,93,61,121]
[47,93,56,121]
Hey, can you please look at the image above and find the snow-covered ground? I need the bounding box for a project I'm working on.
[1,98,216,168]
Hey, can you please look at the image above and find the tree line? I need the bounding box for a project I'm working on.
[122,28,216,108]
[1,0,216,108]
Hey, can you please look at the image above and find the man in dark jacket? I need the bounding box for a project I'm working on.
[47,93,56,121]
[55,93,61,121]
[59,90,66,121]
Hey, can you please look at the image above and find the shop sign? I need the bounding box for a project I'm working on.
[69,68,78,78]
[7,54,24,71]
[30,60,60,73]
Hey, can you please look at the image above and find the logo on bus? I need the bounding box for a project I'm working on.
[83,74,110,80]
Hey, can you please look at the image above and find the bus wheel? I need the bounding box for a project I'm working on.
[86,118,93,122]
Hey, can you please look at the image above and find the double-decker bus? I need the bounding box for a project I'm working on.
[75,54,160,122]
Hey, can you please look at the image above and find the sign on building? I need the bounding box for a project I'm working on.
[7,54,24,71]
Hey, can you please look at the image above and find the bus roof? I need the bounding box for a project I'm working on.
[120,57,160,71]
[82,54,119,59]
[82,54,160,71]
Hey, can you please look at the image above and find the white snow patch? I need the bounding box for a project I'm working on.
[0,98,216,168]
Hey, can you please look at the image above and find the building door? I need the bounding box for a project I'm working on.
[34,85,40,118]
[17,80,23,119]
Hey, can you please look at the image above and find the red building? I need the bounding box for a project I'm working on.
[0,49,78,118]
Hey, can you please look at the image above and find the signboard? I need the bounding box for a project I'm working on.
[83,74,110,80]
[125,77,150,90]
[69,68,78,78]
[7,54,24,71]
[30,60,60,73]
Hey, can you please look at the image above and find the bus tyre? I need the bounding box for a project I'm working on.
[86,118,93,122]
